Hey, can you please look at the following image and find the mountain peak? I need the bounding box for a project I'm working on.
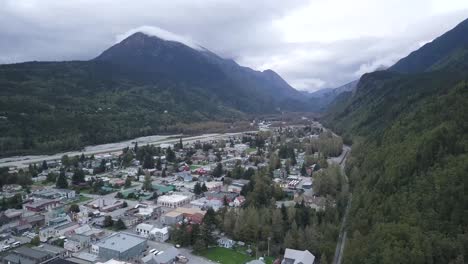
[116,26,204,51]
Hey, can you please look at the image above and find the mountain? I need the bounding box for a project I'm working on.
[301,80,358,112]
[95,32,304,107]
[390,18,468,73]
[0,32,305,156]
[323,18,468,263]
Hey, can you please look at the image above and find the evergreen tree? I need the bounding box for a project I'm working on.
[41,160,48,171]
[143,174,153,191]
[194,182,202,195]
[143,154,155,169]
[300,163,307,176]
[156,158,162,170]
[212,163,223,178]
[72,169,85,184]
[201,183,208,192]
[115,219,126,230]
[161,168,167,177]
[103,215,113,227]
[69,203,80,213]
[134,142,138,153]
[166,147,176,162]
[56,170,69,188]
[124,177,132,188]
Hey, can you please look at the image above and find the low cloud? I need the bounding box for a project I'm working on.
[116,26,204,50]
[0,0,467,91]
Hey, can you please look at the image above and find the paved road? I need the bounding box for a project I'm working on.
[331,144,352,264]
[0,131,257,169]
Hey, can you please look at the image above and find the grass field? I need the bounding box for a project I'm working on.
[198,247,275,264]
[246,147,257,154]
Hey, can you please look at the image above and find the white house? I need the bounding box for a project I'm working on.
[149,227,169,242]
[282,248,315,264]
[135,223,154,237]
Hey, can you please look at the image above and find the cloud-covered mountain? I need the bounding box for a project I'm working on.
[0,31,307,156]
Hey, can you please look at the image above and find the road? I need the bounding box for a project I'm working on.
[0,131,256,169]
[330,144,352,264]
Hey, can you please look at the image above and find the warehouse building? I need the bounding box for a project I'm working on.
[92,232,146,261]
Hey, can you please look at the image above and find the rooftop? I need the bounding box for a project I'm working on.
[95,232,146,253]
[158,194,189,203]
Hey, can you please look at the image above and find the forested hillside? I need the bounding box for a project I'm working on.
[0,32,307,157]
[323,19,468,264]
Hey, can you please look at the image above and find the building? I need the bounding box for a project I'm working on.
[149,227,169,242]
[205,191,238,203]
[115,215,140,228]
[2,246,52,264]
[231,196,246,207]
[190,197,223,211]
[141,247,180,264]
[32,244,68,258]
[163,211,183,225]
[92,232,147,261]
[157,194,190,208]
[64,234,91,252]
[135,223,154,237]
[24,199,61,212]
[203,181,222,191]
[173,207,206,224]
[281,249,315,264]
[227,179,249,193]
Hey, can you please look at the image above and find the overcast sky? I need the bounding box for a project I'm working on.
[1,0,467,91]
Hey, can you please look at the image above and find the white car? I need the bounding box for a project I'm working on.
[149,249,157,254]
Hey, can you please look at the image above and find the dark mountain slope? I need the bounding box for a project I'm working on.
[0,32,305,156]
[390,18,468,73]
[323,19,468,264]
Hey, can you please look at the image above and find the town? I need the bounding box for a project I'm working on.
[0,120,348,264]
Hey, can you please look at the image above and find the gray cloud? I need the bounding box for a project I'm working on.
[0,0,467,91]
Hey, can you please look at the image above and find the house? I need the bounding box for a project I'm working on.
[281,248,315,264]
[172,207,207,224]
[163,211,183,225]
[231,196,246,207]
[203,181,222,191]
[149,227,169,242]
[135,223,154,237]
[217,238,235,248]
[116,215,140,228]
[227,179,249,193]
[190,197,223,211]
[205,191,238,203]
[64,234,91,252]
[24,199,61,212]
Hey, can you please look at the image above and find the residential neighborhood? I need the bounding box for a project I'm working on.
[0,120,346,264]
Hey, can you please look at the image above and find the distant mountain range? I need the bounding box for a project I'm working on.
[300,80,359,112]
[324,17,468,264]
[0,32,308,156]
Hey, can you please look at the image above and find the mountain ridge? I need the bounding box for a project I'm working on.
[0,31,308,156]
[323,17,468,264]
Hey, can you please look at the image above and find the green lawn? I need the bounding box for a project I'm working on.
[198,247,275,264]
[198,247,254,264]
[190,165,202,170]
[246,147,257,154]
